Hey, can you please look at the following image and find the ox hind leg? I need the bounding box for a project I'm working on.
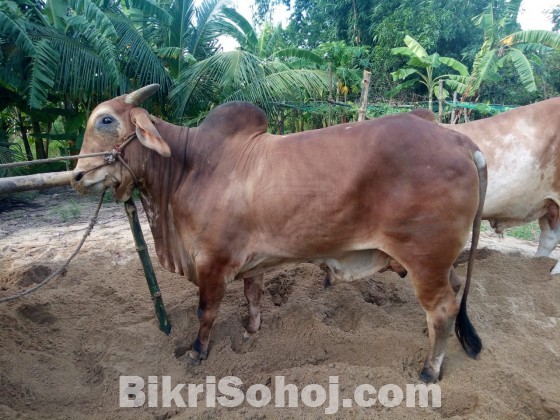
[537,208,560,274]
[449,267,462,296]
[408,265,460,383]
[243,275,264,339]
[188,265,226,364]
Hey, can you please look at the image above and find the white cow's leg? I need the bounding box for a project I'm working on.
[536,216,559,257]
[243,274,264,339]
[536,216,560,274]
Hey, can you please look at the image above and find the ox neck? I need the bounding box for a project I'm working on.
[120,119,195,276]
[125,119,192,178]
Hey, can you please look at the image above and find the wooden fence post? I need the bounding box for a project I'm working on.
[438,80,444,123]
[358,70,371,122]
[328,62,333,126]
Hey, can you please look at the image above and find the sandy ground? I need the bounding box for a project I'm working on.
[1,187,559,419]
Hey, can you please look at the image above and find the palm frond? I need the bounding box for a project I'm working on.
[31,22,121,101]
[170,50,264,119]
[219,6,258,50]
[0,10,35,56]
[268,48,325,66]
[28,39,59,108]
[69,0,118,39]
[224,68,329,113]
[189,0,225,58]
[130,0,172,26]
[109,13,171,94]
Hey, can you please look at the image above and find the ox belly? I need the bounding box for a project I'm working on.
[236,249,394,282]
[482,146,560,232]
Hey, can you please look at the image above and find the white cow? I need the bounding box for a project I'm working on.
[444,97,560,273]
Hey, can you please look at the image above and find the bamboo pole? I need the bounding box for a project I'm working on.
[125,198,171,335]
[0,171,73,194]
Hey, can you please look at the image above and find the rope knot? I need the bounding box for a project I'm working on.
[105,150,118,164]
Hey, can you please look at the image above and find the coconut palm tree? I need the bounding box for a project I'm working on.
[0,0,172,110]
[0,0,171,159]
[167,5,329,122]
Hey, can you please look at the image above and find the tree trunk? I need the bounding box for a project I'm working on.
[278,108,285,135]
[17,110,33,161]
[32,121,47,160]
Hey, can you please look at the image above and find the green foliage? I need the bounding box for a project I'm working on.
[505,222,540,242]
[1,0,559,170]
[464,2,560,100]
[51,198,81,222]
[28,39,59,109]
[390,35,469,111]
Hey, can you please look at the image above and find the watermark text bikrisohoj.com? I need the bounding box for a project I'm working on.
[120,375,441,414]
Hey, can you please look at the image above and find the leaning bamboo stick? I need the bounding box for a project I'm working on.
[124,198,171,335]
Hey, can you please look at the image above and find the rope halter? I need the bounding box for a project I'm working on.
[77,131,139,186]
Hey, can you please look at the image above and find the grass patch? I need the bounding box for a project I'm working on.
[51,199,81,222]
[505,221,540,242]
[481,220,540,242]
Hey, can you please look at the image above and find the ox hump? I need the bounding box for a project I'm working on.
[201,101,268,137]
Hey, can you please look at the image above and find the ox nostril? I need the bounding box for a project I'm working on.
[73,171,85,182]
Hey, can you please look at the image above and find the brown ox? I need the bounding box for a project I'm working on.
[443,98,560,273]
[71,85,487,382]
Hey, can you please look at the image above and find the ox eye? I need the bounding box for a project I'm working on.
[102,116,114,124]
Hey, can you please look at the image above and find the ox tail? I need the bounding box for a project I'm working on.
[455,150,487,359]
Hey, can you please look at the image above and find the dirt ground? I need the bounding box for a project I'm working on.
[1,187,559,419]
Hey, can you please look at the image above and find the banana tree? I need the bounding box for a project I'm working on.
[390,35,469,112]
[463,0,560,100]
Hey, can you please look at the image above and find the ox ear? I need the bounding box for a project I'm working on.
[130,108,171,157]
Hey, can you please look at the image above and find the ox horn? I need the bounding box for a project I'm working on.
[124,84,160,106]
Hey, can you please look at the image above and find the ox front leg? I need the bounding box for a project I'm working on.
[188,266,226,365]
[243,275,264,340]
[412,270,459,383]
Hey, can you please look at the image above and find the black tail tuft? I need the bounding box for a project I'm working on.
[455,301,482,358]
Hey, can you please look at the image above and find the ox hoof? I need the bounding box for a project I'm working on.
[550,265,560,275]
[243,330,257,341]
[419,367,440,383]
[187,350,207,366]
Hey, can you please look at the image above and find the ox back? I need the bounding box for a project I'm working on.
[444,97,560,274]
[72,85,487,382]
